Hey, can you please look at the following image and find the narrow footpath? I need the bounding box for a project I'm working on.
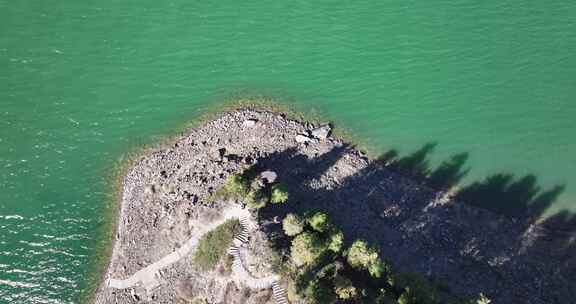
[107,204,288,303]
[106,206,251,291]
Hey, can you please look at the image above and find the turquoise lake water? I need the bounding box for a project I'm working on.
[1,1,575,302]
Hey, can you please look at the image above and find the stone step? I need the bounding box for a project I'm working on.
[228,246,240,255]
[235,233,249,243]
[272,282,288,304]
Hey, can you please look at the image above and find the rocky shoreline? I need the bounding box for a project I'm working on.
[94,109,574,304]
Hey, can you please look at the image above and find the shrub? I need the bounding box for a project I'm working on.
[368,259,389,279]
[245,189,268,209]
[334,276,358,300]
[346,240,386,278]
[212,173,249,201]
[327,230,344,253]
[290,232,327,266]
[308,211,331,232]
[226,173,249,193]
[270,183,289,204]
[283,213,305,236]
[193,219,241,271]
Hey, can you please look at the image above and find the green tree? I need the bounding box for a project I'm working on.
[308,211,330,232]
[283,213,305,236]
[225,174,249,195]
[328,230,344,253]
[334,276,358,300]
[245,189,268,209]
[368,259,388,279]
[212,173,249,201]
[291,232,326,266]
[346,240,387,278]
[270,183,289,204]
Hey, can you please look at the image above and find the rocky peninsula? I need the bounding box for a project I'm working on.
[94,109,574,304]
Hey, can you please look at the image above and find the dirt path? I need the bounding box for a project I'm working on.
[106,205,252,291]
[106,204,287,303]
[228,215,287,303]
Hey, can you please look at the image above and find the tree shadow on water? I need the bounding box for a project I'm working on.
[428,152,470,190]
[371,143,574,302]
[377,143,470,190]
[377,143,566,223]
[456,174,566,220]
[378,143,436,181]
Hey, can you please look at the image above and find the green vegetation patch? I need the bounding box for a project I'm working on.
[308,211,331,233]
[193,219,241,271]
[334,275,358,300]
[282,213,305,236]
[346,240,389,278]
[270,183,289,204]
[211,167,292,210]
[245,188,269,209]
[290,231,327,267]
[211,173,251,202]
[276,210,490,304]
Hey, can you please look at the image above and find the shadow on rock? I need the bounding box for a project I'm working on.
[251,144,574,303]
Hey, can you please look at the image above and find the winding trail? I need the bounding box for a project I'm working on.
[107,204,288,303]
[228,217,288,304]
[106,206,251,290]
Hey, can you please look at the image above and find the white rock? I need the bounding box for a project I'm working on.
[311,124,331,139]
[295,134,312,143]
[260,170,278,184]
[243,119,258,127]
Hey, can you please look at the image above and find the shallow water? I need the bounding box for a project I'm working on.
[1,0,575,302]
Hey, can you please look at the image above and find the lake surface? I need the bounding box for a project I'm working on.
[1,0,575,302]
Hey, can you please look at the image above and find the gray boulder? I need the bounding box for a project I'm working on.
[242,119,258,128]
[295,134,312,143]
[311,124,331,140]
[260,170,278,184]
